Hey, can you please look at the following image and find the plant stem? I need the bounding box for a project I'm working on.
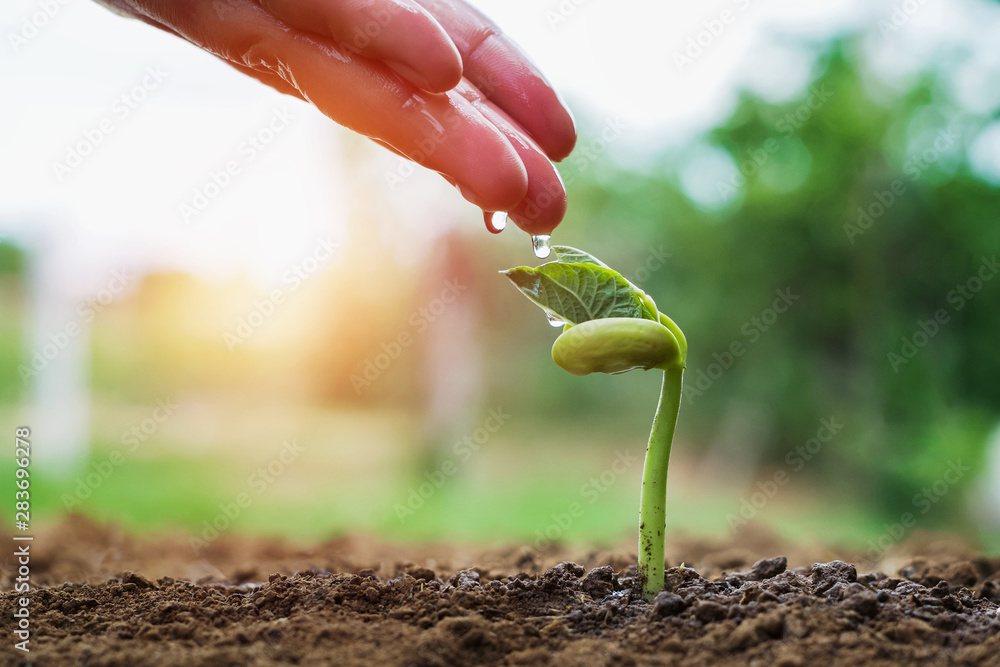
[638,365,684,600]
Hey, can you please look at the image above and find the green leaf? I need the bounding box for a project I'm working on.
[551,245,664,323]
[501,262,654,326]
[551,245,609,268]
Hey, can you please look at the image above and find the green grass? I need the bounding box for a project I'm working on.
[6,455,237,534]
[2,440,927,554]
[2,394,979,554]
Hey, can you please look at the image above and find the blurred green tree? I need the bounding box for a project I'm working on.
[0,241,27,403]
[542,39,999,527]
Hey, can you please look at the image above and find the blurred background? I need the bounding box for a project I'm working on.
[2,0,999,554]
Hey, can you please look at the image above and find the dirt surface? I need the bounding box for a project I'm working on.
[3,517,1000,666]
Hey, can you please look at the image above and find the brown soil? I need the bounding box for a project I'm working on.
[2,517,1000,666]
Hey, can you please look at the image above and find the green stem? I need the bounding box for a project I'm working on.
[638,365,684,600]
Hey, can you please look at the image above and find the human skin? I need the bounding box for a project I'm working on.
[94,0,577,233]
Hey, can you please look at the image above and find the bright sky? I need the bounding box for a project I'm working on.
[2,0,999,294]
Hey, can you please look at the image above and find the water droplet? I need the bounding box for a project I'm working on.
[545,312,568,328]
[532,234,552,259]
[484,211,506,234]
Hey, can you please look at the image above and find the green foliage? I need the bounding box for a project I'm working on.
[550,39,999,525]
[501,254,655,325]
[0,241,26,276]
[0,243,27,403]
[550,246,610,268]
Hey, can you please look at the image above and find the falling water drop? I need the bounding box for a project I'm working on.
[531,234,552,259]
[484,211,507,234]
[545,312,568,328]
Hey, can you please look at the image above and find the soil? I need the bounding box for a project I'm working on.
[3,516,1000,666]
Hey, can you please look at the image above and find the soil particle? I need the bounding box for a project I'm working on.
[650,590,686,618]
[3,518,1000,665]
[581,566,616,599]
[811,560,858,595]
[749,555,787,581]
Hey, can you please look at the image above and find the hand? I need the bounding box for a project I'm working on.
[96,0,576,234]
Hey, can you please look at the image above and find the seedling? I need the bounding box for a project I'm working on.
[502,246,686,600]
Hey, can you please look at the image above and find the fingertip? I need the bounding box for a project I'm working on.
[386,43,462,93]
[455,162,528,213]
[461,33,578,161]
[457,94,569,233]
[509,205,565,236]
[485,117,568,234]
[380,3,464,93]
[422,42,464,92]
[508,171,567,235]
[443,124,529,213]
[543,103,578,162]
[521,82,576,161]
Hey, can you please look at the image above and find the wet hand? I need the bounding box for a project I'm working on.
[96,0,577,233]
